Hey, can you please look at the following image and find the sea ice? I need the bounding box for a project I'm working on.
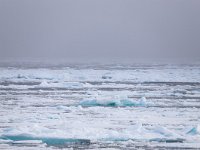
[79,97,150,107]
[187,125,200,135]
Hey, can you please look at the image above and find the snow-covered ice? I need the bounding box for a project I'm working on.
[0,63,200,149]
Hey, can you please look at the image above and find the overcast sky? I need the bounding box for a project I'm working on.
[0,0,200,61]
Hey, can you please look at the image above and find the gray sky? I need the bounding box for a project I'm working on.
[0,0,200,61]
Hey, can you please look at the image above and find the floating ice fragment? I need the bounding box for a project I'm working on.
[79,97,149,107]
[39,80,49,87]
[187,125,200,135]
[153,126,177,137]
[12,140,43,144]
[0,134,90,146]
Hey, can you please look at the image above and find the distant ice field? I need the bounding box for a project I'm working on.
[0,64,200,149]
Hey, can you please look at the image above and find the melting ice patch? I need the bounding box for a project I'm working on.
[79,97,151,107]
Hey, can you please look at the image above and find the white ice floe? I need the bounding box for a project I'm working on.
[39,80,50,87]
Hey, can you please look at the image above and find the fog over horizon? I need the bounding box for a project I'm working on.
[0,0,200,62]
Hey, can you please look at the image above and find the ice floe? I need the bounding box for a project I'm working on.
[79,97,151,107]
[0,134,90,146]
[187,125,200,135]
[0,123,198,147]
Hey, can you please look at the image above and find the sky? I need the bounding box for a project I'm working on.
[0,0,200,62]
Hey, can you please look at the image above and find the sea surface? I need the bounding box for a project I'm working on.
[0,63,200,149]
